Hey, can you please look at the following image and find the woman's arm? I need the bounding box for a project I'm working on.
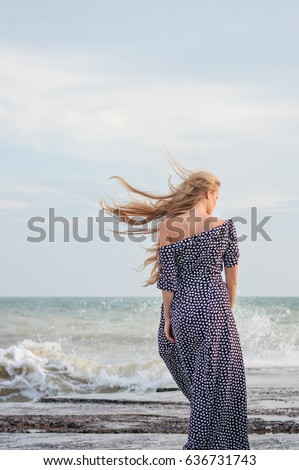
[158,218,176,343]
[162,290,175,343]
[224,265,238,309]
[161,290,174,321]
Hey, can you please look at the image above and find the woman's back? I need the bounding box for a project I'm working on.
[157,218,239,291]
[157,215,250,450]
[160,213,227,246]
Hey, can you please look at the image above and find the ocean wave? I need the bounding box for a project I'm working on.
[235,306,298,368]
[0,340,171,402]
[0,297,298,402]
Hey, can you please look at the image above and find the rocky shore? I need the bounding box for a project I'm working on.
[0,386,298,449]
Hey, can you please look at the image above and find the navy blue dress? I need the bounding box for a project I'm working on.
[157,218,250,450]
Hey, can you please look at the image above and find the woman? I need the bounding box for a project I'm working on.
[101,158,250,450]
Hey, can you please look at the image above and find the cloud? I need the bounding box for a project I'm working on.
[1,45,299,161]
[220,193,299,210]
[0,179,99,218]
[268,198,299,213]
[0,199,30,210]
[3,184,65,197]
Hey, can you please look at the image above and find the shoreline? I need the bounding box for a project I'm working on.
[0,385,298,450]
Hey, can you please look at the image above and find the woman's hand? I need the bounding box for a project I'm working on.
[164,318,176,343]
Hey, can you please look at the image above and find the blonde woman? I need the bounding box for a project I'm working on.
[101,159,250,450]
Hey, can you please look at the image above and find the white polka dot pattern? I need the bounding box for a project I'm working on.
[157,219,250,449]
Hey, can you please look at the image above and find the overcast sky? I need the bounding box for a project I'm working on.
[0,0,298,296]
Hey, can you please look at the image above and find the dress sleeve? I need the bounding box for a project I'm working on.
[223,220,240,268]
[157,246,178,292]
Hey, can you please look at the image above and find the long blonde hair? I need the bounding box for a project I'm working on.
[99,157,221,287]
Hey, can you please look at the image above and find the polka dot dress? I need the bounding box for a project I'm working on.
[157,218,250,450]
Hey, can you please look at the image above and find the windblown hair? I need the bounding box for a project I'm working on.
[99,157,221,287]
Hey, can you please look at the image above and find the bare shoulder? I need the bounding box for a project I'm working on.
[158,217,173,247]
[215,218,227,226]
[206,217,227,229]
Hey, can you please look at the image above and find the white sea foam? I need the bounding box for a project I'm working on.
[234,304,299,368]
[0,297,298,401]
[0,339,171,402]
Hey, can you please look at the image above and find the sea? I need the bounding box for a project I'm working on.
[0,296,298,402]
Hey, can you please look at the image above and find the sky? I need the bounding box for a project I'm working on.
[0,0,298,296]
